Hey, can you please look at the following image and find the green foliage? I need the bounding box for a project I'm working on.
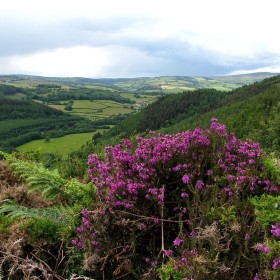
[0,98,96,150]
[158,260,185,280]
[103,89,227,141]
[64,179,95,208]
[251,195,280,228]
[0,150,100,278]
[17,132,98,158]
[208,205,237,226]
[0,200,74,226]
[33,86,134,104]
[101,74,280,157]
[0,151,96,205]
[263,155,280,183]
[0,213,13,234]
[0,84,24,95]
[26,218,62,241]
[6,154,66,199]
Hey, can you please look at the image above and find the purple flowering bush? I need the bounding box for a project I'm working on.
[73,119,279,279]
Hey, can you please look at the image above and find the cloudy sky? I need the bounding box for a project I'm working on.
[0,0,279,78]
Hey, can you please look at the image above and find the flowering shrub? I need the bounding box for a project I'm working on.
[73,119,279,279]
[271,223,280,237]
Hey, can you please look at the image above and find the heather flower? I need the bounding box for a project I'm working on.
[207,170,213,176]
[181,192,188,198]
[224,187,233,197]
[189,248,198,255]
[164,249,173,257]
[77,241,85,249]
[272,259,280,270]
[271,224,280,237]
[72,119,278,277]
[195,180,204,189]
[182,174,190,184]
[256,243,270,253]
[189,231,197,238]
[173,237,183,246]
[82,217,91,228]
[71,239,78,246]
[76,226,85,233]
[153,218,160,223]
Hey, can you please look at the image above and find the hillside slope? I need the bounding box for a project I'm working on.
[1,72,278,94]
[101,75,280,153]
[0,98,95,151]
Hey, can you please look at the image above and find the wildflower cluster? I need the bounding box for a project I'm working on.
[88,118,267,211]
[271,223,280,237]
[256,243,270,253]
[73,119,278,279]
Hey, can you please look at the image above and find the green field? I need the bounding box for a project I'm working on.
[17,131,102,156]
[47,99,136,120]
[120,93,158,103]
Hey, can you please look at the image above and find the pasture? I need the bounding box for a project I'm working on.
[46,99,136,120]
[17,131,102,156]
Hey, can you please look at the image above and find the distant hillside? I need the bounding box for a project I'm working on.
[100,75,280,154]
[108,72,279,93]
[0,97,95,151]
[0,72,278,95]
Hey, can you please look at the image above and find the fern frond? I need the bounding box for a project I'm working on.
[0,200,75,225]
[0,152,67,199]
[0,151,97,204]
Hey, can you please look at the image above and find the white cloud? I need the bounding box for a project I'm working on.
[0,45,167,78]
[1,0,280,76]
[0,46,110,77]
[230,65,280,75]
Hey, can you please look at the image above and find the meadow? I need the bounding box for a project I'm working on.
[48,99,135,120]
[17,131,101,156]
[120,92,158,102]
[113,76,239,93]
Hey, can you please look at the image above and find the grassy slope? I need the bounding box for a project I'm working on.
[0,97,96,151]
[111,73,279,93]
[45,100,135,120]
[17,131,102,156]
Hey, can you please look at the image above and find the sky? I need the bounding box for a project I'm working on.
[0,0,280,78]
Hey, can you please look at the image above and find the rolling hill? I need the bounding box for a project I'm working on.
[99,75,280,154]
[0,72,278,94]
[0,98,95,151]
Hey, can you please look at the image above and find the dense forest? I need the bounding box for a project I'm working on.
[30,86,134,104]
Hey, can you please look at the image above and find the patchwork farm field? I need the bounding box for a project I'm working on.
[16,131,102,156]
[67,100,135,120]
[120,93,158,103]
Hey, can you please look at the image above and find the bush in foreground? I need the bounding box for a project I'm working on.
[73,119,280,279]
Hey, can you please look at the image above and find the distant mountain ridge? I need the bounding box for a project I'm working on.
[0,72,278,94]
